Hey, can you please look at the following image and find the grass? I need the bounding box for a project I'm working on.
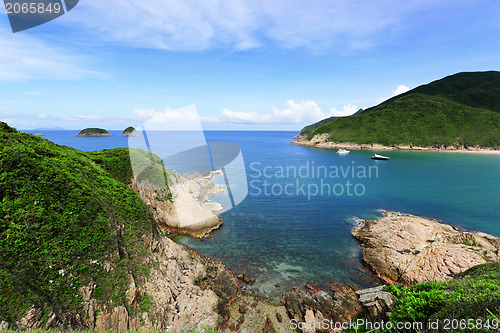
[0,122,169,327]
[345,262,500,333]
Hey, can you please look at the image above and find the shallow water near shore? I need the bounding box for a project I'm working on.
[27,130,500,301]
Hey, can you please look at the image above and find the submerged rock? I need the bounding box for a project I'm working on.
[352,210,500,285]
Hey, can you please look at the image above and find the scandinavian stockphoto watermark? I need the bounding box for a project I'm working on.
[126,105,249,226]
[249,160,378,199]
[3,0,79,32]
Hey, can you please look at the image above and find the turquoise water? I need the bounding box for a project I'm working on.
[28,130,500,300]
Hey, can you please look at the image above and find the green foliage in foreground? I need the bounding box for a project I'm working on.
[349,262,500,333]
[306,71,500,147]
[76,128,110,135]
[0,122,168,326]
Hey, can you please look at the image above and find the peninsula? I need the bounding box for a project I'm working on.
[294,71,500,151]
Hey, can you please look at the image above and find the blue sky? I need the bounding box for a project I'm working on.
[1,0,500,130]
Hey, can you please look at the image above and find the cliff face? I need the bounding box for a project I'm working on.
[11,234,226,331]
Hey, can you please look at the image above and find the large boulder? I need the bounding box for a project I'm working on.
[352,211,500,285]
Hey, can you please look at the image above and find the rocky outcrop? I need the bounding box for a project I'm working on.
[352,211,500,285]
[356,286,396,322]
[131,170,226,238]
[6,225,297,333]
[281,283,362,333]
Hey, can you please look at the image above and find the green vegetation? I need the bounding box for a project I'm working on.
[305,71,500,148]
[299,109,364,136]
[348,262,500,333]
[300,116,338,135]
[75,128,110,136]
[0,122,168,326]
[122,126,137,134]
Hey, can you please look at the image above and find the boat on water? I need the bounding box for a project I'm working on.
[371,153,390,160]
[337,148,350,154]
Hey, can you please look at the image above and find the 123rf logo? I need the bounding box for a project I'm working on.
[3,0,78,32]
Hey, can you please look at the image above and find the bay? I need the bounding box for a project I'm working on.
[27,130,500,300]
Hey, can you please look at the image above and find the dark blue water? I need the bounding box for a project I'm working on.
[27,130,500,299]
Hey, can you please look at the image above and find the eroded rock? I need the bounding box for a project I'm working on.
[352,211,500,285]
[281,283,362,333]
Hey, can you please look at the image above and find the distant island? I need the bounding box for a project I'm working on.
[295,71,500,150]
[120,126,141,136]
[74,127,112,137]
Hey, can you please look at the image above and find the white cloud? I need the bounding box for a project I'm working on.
[376,84,410,104]
[329,104,358,117]
[221,100,358,124]
[59,0,448,51]
[0,32,102,81]
[221,108,273,124]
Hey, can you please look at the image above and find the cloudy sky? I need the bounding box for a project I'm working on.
[1,0,500,130]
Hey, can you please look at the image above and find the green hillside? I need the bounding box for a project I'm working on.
[0,122,166,325]
[305,71,500,148]
[299,109,364,136]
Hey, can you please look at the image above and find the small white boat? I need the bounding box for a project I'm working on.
[371,153,390,160]
[337,148,350,154]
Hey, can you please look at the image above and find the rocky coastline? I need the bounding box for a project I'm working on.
[6,207,500,332]
[131,170,226,239]
[291,133,500,153]
[351,210,500,285]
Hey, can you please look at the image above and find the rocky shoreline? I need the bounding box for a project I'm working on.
[351,210,500,285]
[291,133,500,153]
[7,207,500,332]
[132,170,226,239]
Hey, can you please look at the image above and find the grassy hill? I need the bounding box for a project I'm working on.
[0,122,167,325]
[305,71,500,147]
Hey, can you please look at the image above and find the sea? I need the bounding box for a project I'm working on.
[26,130,500,301]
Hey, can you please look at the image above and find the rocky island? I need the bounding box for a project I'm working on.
[120,126,141,136]
[74,127,112,137]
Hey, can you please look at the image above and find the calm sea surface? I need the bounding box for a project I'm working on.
[26,130,500,300]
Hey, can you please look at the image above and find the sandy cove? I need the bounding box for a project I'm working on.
[291,133,500,155]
